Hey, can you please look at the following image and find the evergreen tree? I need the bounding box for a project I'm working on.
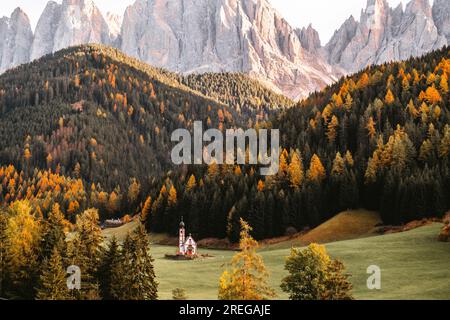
[68,209,103,300]
[41,203,67,261]
[36,247,71,300]
[111,223,158,300]
[98,237,121,300]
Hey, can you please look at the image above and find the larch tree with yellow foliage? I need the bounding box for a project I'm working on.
[218,219,275,300]
[366,116,377,140]
[186,174,196,192]
[307,154,326,183]
[385,89,395,105]
[288,151,304,189]
[5,201,42,298]
[425,86,442,104]
[168,185,177,206]
[439,74,448,93]
[141,196,152,221]
[326,115,339,143]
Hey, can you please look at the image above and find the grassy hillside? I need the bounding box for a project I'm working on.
[148,223,449,300]
[270,209,382,249]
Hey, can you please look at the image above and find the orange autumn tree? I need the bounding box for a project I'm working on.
[307,154,326,183]
[424,86,442,104]
[288,151,304,189]
[385,89,395,105]
[218,219,275,300]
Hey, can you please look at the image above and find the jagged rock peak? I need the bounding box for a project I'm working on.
[325,0,448,73]
[31,0,111,61]
[296,24,321,53]
[120,0,338,100]
[432,0,450,42]
[0,7,33,73]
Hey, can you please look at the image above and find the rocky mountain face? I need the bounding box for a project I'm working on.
[0,0,449,100]
[119,0,338,100]
[296,24,322,54]
[30,0,111,61]
[324,0,448,73]
[105,12,122,43]
[433,0,450,42]
[0,8,33,73]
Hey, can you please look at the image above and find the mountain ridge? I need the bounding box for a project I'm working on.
[0,0,448,99]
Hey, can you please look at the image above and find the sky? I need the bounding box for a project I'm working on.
[0,0,430,43]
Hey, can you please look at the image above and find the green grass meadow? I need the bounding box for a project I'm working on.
[149,224,450,300]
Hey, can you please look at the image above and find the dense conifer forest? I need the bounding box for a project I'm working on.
[0,44,448,243]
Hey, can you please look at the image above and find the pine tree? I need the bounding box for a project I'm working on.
[111,223,158,300]
[218,219,275,300]
[36,247,71,300]
[68,209,103,300]
[98,237,121,300]
[41,203,66,261]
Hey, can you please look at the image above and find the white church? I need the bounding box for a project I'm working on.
[178,218,197,257]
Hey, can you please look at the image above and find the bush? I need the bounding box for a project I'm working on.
[281,243,353,300]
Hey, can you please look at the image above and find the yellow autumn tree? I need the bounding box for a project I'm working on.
[218,219,275,300]
[186,174,196,192]
[331,152,345,176]
[207,161,219,179]
[425,86,442,104]
[127,178,140,204]
[5,201,41,291]
[357,72,370,88]
[279,149,289,176]
[345,150,354,167]
[366,117,376,140]
[307,154,326,183]
[407,99,419,118]
[440,74,448,93]
[288,151,304,189]
[257,180,265,192]
[327,115,339,143]
[385,89,395,105]
[168,185,177,206]
[141,196,152,221]
[344,93,353,111]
